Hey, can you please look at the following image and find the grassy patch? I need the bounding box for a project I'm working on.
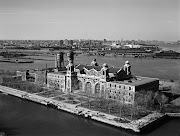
[38,91,64,98]
[53,96,66,101]
[64,100,80,104]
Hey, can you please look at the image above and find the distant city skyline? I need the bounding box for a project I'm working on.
[0,0,179,41]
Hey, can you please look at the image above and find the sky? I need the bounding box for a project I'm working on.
[0,0,179,41]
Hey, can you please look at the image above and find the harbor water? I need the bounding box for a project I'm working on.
[1,94,180,136]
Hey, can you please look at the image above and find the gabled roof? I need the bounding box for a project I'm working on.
[75,64,102,71]
[109,67,122,73]
[75,64,122,74]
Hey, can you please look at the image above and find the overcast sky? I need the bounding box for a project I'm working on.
[0,0,179,41]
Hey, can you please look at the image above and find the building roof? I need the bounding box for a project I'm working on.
[109,67,122,73]
[75,64,102,71]
[75,64,121,73]
[171,97,180,106]
[48,71,67,75]
[112,76,159,86]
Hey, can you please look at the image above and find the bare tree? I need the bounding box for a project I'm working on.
[154,92,168,112]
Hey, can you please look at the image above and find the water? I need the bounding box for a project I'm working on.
[0,53,179,80]
[158,43,180,53]
[0,94,180,136]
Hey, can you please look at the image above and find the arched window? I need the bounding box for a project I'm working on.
[103,71,105,75]
[101,85,105,98]
[77,80,83,91]
[94,83,100,97]
[85,82,92,96]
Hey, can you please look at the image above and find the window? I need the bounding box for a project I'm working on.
[103,71,105,75]
[115,84,116,88]
[95,83,100,96]
[109,84,111,87]
[129,87,131,90]
[119,85,121,88]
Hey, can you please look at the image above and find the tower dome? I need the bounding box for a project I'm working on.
[124,60,131,79]
[125,60,130,64]
[91,58,98,66]
[102,63,108,68]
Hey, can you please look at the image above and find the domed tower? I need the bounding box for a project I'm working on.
[91,59,98,66]
[66,50,76,93]
[101,63,109,81]
[56,51,64,69]
[67,50,74,64]
[123,60,131,79]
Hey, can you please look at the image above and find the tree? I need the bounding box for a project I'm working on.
[106,91,111,114]
[130,101,139,120]
[135,90,155,109]
[118,97,122,117]
[154,92,168,112]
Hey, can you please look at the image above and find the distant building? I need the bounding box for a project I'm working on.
[59,40,63,46]
[64,39,68,46]
[69,40,73,46]
[124,44,142,48]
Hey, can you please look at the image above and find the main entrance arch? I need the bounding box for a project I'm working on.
[85,82,92,96]
[77,80,83,91]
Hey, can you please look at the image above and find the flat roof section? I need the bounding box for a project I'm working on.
[111,76,159,86]
[48,71,67,75]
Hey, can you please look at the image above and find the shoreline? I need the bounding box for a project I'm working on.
[1,49,180,60]
[0,85,176,133]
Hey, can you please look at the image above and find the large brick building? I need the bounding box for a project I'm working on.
[46,51,159,104]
